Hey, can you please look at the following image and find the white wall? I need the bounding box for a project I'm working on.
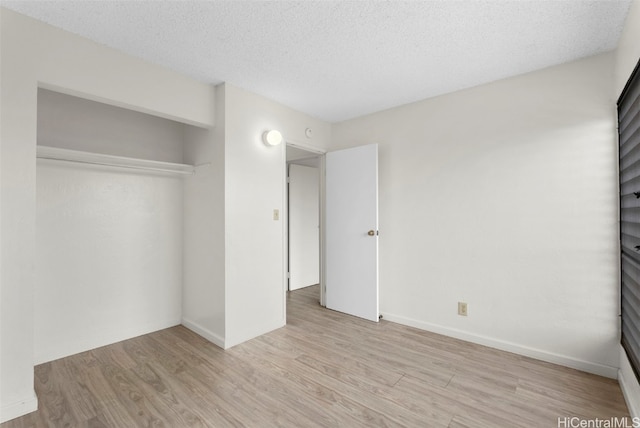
[0,8,214,423]
[223,83,330,348]
[181,82,330,349]
[616,0,640,416]
[37,89,186,162]
[332,53,619,377]
[182,84,225,348]
[288,163,320,290]
[35,90,186,364]
[0,7,39,421]
[35,163,184,363]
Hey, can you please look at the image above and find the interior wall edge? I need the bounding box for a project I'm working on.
[381,312,619,379]
[181,318,225,350]
[223,318,286,350]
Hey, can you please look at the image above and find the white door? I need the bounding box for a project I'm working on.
[288,164,320,291]
[325,144,379,322]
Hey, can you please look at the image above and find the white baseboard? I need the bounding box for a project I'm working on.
[0,391,38,424]
[381,312,618,379]
[181,318,225,349]
[35,317,182,365]
[619,345,640,418]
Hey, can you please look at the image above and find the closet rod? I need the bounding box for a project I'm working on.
[37,155,195,175]
[36,146,196,175]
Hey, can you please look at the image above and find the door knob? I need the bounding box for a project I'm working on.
[368,230,376,236]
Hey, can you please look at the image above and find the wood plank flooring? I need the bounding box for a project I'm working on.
[2,285,630,427]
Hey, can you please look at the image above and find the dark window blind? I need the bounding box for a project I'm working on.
[620,57,640,380]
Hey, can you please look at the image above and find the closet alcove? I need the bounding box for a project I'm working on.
[35,88,206,364]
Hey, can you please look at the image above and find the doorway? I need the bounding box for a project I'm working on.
[284,143,379,321]
[286,144,323,303]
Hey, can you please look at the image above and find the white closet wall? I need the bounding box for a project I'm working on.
[37,89,186,162]
[35,89,187,364]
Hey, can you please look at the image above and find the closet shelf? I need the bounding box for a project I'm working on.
[36,145,196,175]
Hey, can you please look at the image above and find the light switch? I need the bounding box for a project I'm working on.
[273,209,279,220]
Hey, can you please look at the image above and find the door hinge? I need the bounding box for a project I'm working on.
[287,271,290,279]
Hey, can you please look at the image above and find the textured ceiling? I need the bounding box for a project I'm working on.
[1,0,633,122]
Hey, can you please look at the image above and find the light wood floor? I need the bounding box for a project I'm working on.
[2,285,630,427]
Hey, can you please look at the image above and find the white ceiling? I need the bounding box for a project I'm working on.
[1,0,633,123]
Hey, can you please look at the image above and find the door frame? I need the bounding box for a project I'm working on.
[283,141,327,313]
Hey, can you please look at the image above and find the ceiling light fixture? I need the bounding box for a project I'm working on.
[263,130,283,146]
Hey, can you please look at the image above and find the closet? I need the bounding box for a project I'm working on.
[35,89,198,364]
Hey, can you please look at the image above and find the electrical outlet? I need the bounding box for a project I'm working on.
[458,302,468,316]
[273,209,280,220]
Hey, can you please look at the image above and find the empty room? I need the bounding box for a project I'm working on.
[2,0,640,426]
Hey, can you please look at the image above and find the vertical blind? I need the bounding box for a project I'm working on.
[620,57,640,381]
